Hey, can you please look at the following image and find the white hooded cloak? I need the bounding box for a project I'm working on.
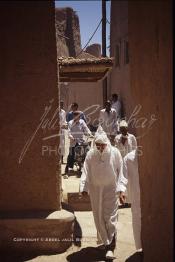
[80,126,127,245]
[123,149,142,250]
[59,109,67,156]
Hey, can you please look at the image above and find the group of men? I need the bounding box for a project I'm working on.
[60,93,122,171]
[59,94,142,259]
[59,101,91,178]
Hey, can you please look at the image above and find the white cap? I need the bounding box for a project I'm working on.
[119,120,128,128]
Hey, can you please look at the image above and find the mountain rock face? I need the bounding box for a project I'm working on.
[55,7,101,58]
[55,7,82,57]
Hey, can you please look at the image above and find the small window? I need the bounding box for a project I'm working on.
[115,44,120,67]
[124,40,129,64]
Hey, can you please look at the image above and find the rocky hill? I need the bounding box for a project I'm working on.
[85,44,101,58]
[55,7,101,59]
[55,7,81,57]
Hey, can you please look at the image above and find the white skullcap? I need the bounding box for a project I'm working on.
[119,120,128,128]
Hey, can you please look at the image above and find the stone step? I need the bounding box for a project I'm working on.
[0,210,75,253]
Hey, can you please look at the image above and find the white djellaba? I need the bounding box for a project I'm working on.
[123,149,142,251]
[80,125,127,257]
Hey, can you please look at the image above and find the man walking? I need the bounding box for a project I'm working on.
[115,120,137,206]
[59,100,67,164]
[123,149,142,252]
[80,126,127,259]
[111,93,121,120]
[99,100,118,144]
[66,102,86,123]
[64,111,92,178]
[114,120,137,158]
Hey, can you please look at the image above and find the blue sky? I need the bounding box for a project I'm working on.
[55,0,110,55]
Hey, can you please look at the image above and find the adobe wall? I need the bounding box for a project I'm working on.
[61,81,103,126]
[0,1,61,211]
[128,1,173,261]
[110,0,173,260]
[109,1,136,134]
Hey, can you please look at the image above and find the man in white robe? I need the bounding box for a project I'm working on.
[64,111,92,178]
[99,100,118,144]
[80,126,127,259]
[114,120,137,158]
[59,101,67,164]
[123,149,142,251]
[111,93,121,120]
[115,120,137,205]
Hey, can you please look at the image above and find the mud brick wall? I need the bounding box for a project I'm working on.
[0,1,61,211]
[129,1,173,261]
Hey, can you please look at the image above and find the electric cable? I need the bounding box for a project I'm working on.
[76,18,102,58]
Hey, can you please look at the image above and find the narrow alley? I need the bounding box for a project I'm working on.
[0,1,172,262]
[22,130,139,262]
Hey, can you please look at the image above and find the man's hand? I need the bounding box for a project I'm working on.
[81,191,88,196]
[119,192,126,204]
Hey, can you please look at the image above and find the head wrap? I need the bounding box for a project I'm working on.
[93,125,111,157]
[94,134,109,144]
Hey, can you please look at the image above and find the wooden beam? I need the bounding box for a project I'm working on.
[59,77,101,82]
[60,71,104,78]
[59,63,113,73]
